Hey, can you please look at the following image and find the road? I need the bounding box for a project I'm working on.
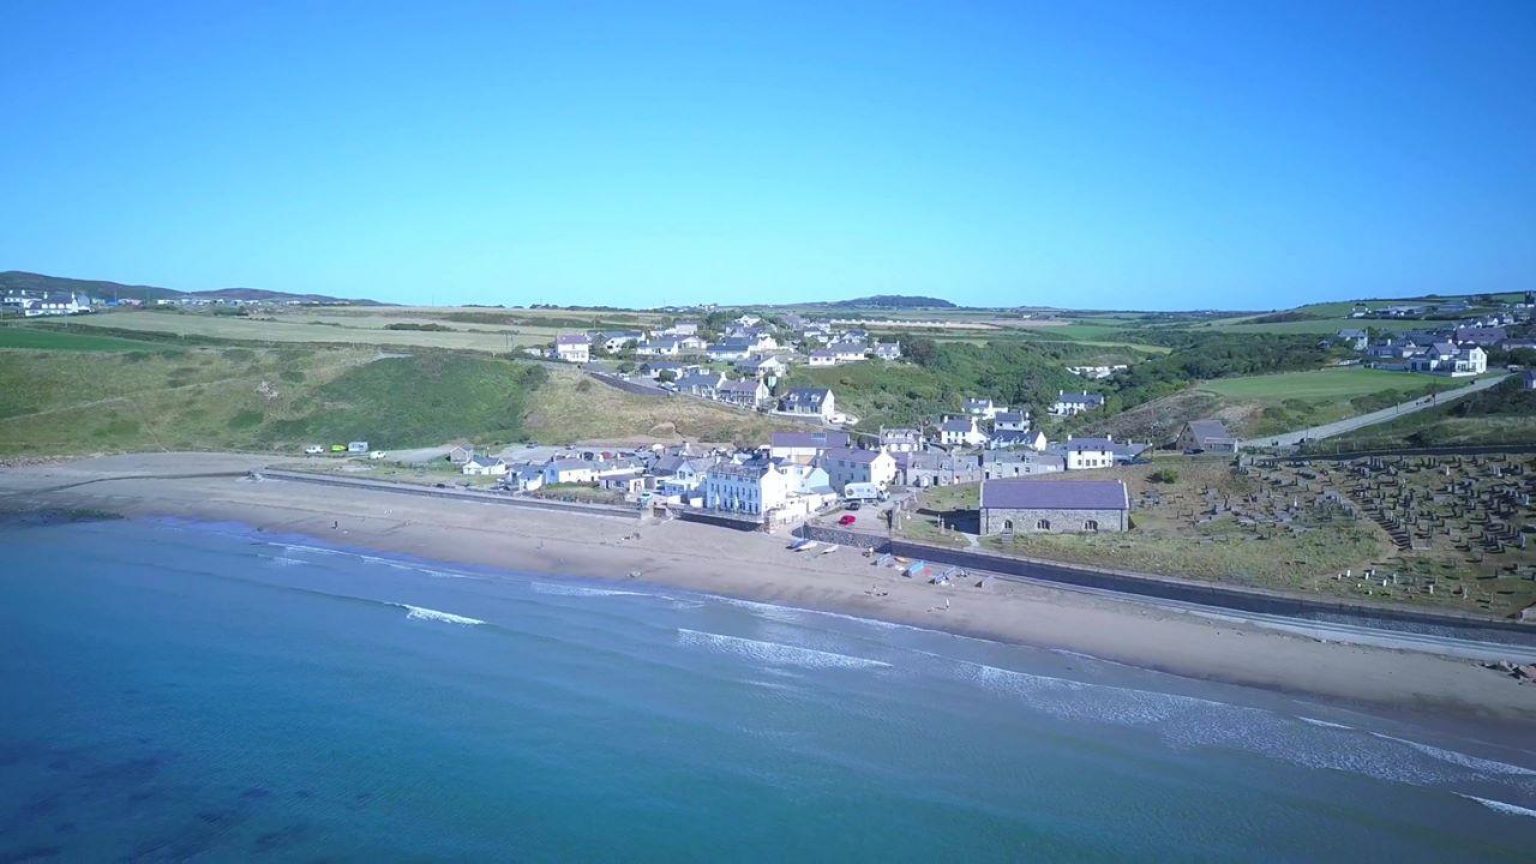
[1240,373,1508,449]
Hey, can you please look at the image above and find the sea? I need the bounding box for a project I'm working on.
[2,518,1534,862]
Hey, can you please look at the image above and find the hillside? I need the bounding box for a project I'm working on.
[0,270,382,306]
[814,294,957,310]
[1309,375,1536,452]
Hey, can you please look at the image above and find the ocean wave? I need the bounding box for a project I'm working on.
[269,556,305,567]
[1298,717,1354,730]
[531,582,651,598]
[958,661,1536,792]
[677,629,890,670]
[1371,733,1536,777]
[395,604,485,626]
[1459,794,1536,819]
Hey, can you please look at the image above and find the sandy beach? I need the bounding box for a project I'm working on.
[4,453,1534,742]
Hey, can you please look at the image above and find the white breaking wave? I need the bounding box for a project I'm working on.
[269,556,304,567]
[677,629,891,670]
[532,581,651,598]
[1298,717,1354,730]
[1459,794,1536,819]
[1370,733,1536,777]
[396,604,485,626]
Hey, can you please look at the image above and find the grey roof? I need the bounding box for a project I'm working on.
[782,387,831,406]
[546,458,594,471]
[771,430,849,449]
[821,447,882,464]
[1337,328,1368,339]
[993,411,1028,424]
[555,333,589,345]
[981,479,1128,511]
[717,379,762,394]
[940,418,975,432]
[1187,420,1233,443]
[466,455,500,468]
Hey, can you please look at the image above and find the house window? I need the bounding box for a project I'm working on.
[1002,519,1014,534]
[1085,520,1099,532]
[1036,519,1051,531]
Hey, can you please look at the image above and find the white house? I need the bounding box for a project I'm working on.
[554,333,591,364]
[716,378,770,408]
[809,350,838,367]
[704,460,793,517]
[598,331,643,353]
[1409,343,1487,377]
[818,447,897,493]
[872,341,901,361]
[992,410,1030,432]
[543,458,599,485]
[938,416,988,448]
[879,427,923,453]
[965,398,1004,420]
[827,342,866,363]
[676,371,727,398]
[769,430,851,461]
[461,455,508,477]
[1050,391,1106,416]
[779,387,837,421]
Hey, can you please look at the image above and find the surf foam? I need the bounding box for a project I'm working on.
[677,629,890,670]
[396,604,485,626]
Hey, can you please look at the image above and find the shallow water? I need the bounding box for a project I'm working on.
[1,519,1533,861]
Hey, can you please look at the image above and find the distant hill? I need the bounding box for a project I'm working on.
[0,271,384,305]
[817,294,957,310]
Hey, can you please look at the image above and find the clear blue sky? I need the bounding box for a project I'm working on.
[2,1,1532,309]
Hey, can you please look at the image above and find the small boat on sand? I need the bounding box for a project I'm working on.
[820,544,839,555]
[789,539,818,552]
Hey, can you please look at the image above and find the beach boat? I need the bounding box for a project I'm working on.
[820,544,839,555]
[904,561,930,579]
[892,556,910,565]
[874,553,894,568]
[789,539,819,552]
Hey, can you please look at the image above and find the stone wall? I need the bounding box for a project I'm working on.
[981,506,1127,535]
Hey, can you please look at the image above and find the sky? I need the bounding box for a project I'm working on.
[1,1,1533,310]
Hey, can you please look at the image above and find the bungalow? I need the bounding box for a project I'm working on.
[779,387,837,421]
[447,444,475,465]
[554,333,591,364]
[871,341,902,361]
[639,360,692,380]
[635,335,705,357]
[1050,391,1106,417]
[808,350,838,367]
[461,455,508,477]
[746,332,780,355]
[508,465,545,492]
[980,478,1130,534]
[878,427,924,453]
[706,339,754,362]
[827,342,866,364]
[716,378,770,409]
[543,459,599,486]
[818,447,897,493]
[736,355,788,379]
[937,416,988,448]
[661,321,700,337]
[769,429,850,461]
[1178,420,1239,454]
[1065,364,1129,380]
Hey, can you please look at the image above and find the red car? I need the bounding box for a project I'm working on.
[838,514,857,526]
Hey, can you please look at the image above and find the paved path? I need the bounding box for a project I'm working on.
[1240,373,1507,449]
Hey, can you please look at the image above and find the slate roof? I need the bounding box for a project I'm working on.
[821,447,883,464]
[1186,420,1234,443]
[981,479,1128,511]
[771,430,850,449]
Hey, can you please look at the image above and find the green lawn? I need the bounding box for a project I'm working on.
[1199,367,1445,401]
[1201,317,1432,335]
[0,325,169,352]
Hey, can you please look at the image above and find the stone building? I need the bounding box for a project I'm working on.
[980,478,1129,534]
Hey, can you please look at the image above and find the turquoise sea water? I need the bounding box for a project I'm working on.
[1,518,1534,862]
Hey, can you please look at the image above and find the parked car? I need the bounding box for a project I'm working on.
[368,450,387,460]
[303,445,324,456]
[838,514,857,526]
[846,501,861,511]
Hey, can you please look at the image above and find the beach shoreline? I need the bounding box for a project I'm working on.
[3,453,1535,748]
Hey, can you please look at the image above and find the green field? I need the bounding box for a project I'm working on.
[1310,376,1536,452]
[1201,317,1437,336]
[0,325,169,352]
[1198,367,1445,401]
